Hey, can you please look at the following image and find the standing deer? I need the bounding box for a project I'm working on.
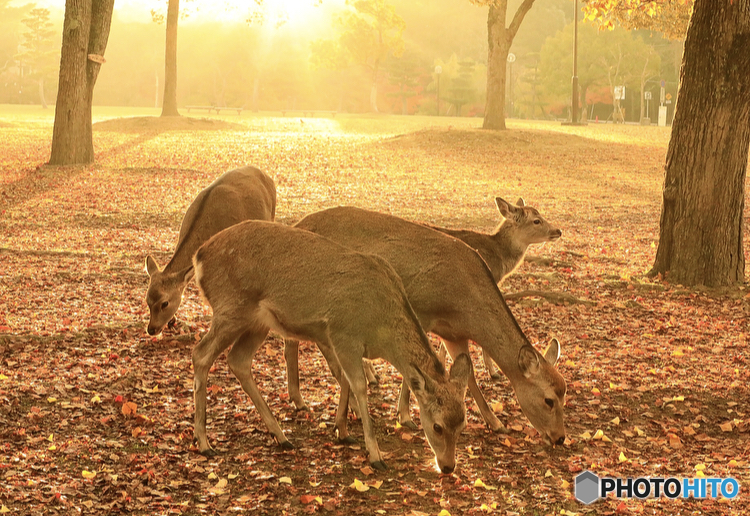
[431,197,562,380]
[144,166,276,336]
[287,207,566,445]
[191,221,472,472]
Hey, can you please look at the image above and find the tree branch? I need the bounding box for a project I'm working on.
[507,0,536,42]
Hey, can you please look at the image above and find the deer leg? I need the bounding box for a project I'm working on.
[227,328,294,449]
[192,322,241,455]
[443,339,505,433]
[396,378,418,430]
[483,348,502,381]
[316,340,361,418]
[284,338,308,411]
[336,349,385,470]
[334,374,357,444]
[364,359,379,388]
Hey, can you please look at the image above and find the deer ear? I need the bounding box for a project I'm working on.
[518,345,541,378]
[543,338,561,366]
[495,197,519,219]
[449,353,472,394]
[515,197,526,207]
[145,255,160,277]
[180,265,195,284]
[409,364,436,394]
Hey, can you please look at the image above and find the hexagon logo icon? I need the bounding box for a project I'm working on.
[575,470,600,504]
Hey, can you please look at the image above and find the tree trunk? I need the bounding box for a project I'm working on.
[370,82,378,113]
[161,0,180,117]
[482,0,536,130]
[38,78,47,109]
[649,0,749,287]
[49,0,114,166]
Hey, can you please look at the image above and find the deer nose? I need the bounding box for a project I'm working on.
[555,435,566,446]
[147,326,156,336]
[441,464,455,475]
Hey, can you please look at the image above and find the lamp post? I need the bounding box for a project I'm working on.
[435,65,442,116]
[563,0,586,125]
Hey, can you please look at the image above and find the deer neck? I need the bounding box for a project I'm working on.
[443,225,527,285]
[478,298,533,385]
[163,231,201,275]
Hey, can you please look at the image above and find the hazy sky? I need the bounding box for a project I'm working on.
[10,0,342,26]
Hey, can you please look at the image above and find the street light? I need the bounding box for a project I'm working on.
[435,65,442,116]
[562,0,586,125]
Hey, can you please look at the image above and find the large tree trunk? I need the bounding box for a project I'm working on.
[482,0,536,130]
[649,0,749,286]
[161,0,180,117]
[49,0,114,165]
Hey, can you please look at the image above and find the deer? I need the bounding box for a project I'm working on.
[285,207,566,445]
[430,197,562,380]
[190,220,472,472]
[144,165,276,336]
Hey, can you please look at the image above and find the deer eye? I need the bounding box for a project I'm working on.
[545,398,555,408]
[433,423,444,435]
[533,219,542,225]
[160,301,169,310]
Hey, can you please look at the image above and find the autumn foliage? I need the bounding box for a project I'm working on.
[0,109,748,514]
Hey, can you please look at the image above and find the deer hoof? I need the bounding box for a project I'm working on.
[199,447,218,457]
[368,380,379,389]
[371,460,388,471]
[490,372,503,382]
[339,435,358,445]
[401,421,419,431]
[492,424,510,434]
[278,440,295,450]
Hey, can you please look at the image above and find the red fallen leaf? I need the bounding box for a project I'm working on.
[616,501,629,513]
[568,463,583,473]
[122,402,137,416]
[300,495,318,504]
[114,395,124,404]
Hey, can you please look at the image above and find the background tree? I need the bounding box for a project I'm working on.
[446,59,478,116]
[469,0,538,130]
[152,0,181,116]
[16,8,57,108]
[1,1,33,104]
[49,0,115,166]
[385,50,422,115]
[313,0,405,112]
[589,0,748,286]
[584,0,693,39]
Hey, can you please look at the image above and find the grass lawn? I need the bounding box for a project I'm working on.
[0,105,748,515]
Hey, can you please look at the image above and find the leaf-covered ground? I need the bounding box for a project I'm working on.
[1,107,748,515]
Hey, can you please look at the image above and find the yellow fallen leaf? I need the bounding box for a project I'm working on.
[564,360,575,367]
[696,470,705,478]
[309,480,322,487]
[47,434,53,442]
[492,402,504,413]
[618,451,628,463]
[82,470,96,479]
[395,421,402,430]
[672,349,684,357]
[350,478,369,492]
[580,431,592,440]
[591,387,600,395]
[318,422,327,429]
[279,476,292,485]
[228,473,239,480]
[694,464,706,471]
[610,416,620,425]
[593,429,604,440]
[0,374,7,381]
[561,478,570,489]
[207,472,218,480]
[209,477,228,494]
[544,469,553,477]
[634,426,645,437]
[0,506,9,514]
[474,478,497,490]
[672,395,684,402]
[48,444,56,451]
[728,460,738,467]
[47,397,57,403]
[438,511,451,516]
[91,395,101,404]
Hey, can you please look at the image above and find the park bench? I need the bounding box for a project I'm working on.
[281,110,337,118]
[185,106,244,115]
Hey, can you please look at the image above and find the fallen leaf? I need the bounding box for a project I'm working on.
[82,470,96,479]
[350,478,369,492]
[279,476,292,485]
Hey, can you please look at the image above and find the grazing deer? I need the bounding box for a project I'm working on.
[431,197,561,380]
[144,166,276,336]
[287,207,566,445]
[191,221,472,472]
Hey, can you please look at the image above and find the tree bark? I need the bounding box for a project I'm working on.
[49,0,114,165]
[482,0,536,130]
[649,0,749,286]
[161,0,180,117]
